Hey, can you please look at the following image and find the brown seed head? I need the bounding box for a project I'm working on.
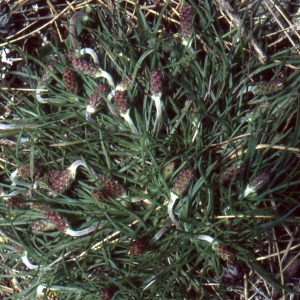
[50,170,70,193]
[180,4,195,39]
[6,197,28,209]
[100,177,125,198]
[171,167,194,196]
[16,163,40,181]
[32,219,56,232]
[45,169,74,197]
[219,161,244,185]
[67,55,101,77]
[63,67,78,94]
[129,238,149,256]
[46,169,62,185]
[99,287,113,300]
[42,209,69,231]
[88,83,109,109]
[248,171,271,193]
[150,70,163,94]
[114,90,128,114]
[212,242,235,263]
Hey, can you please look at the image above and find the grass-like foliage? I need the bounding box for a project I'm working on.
[1,0,300,299]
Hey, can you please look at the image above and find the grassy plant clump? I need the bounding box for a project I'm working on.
[1,0,300,299]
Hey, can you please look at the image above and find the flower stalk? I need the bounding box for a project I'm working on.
[195,235,235,263]
[242,171,271,198]
[86,83,109,125]
[41,207,102,236]
[113,81,138,134]
[69,11,89,51]
[240,79,284,97]
[150,70,164,136]
[180,4,195,51]
[21,251,41,270]
[168,167,194,229]
[10,170,32,188]
[67,55,115,88]
[34,160,92,197]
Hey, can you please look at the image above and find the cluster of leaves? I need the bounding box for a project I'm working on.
[1,0,300,299]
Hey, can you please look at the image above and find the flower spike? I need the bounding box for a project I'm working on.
[36,64,62,104]
[180,4,195,50]
[195,235,235,263]
[67,55,115,88]
[86,83,109,124]
[242,171,271,198]
[129,238,149,256]
[99,287,114,300]
[111,79,138,134]
[168,167,194,229]
[35,160,94,197]
[239,79,284,97]
[63,67,78,95]
[41,207,101,236]
[150,70,164,136]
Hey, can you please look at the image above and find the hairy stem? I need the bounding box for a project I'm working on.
[151,94,163,136]
[69,11,89,51]
[120,110,138,134]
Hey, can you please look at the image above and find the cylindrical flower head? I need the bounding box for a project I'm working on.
[67,55,101,77]
[46,169,63,184]
[16,163,40,181]
[88,83,109,111]
[162,162,175,178]
[171,167,194,196]
[212,242,235,263]
[48,170,71,196]
[248,171,271,192]
[63,67,78,94]
[6,197,28,209]
[150,70,163,94]
[32,219,57,232]
[244,171,271,197]
[42,209,69,231]
[180,4,195,40]
[251,79,284,96]
[245,102,270,122]
[100,177,125,198]
[99,288,113,300]
[219,161,244,185]
[129,238,149,256]
[114,90,128,114]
